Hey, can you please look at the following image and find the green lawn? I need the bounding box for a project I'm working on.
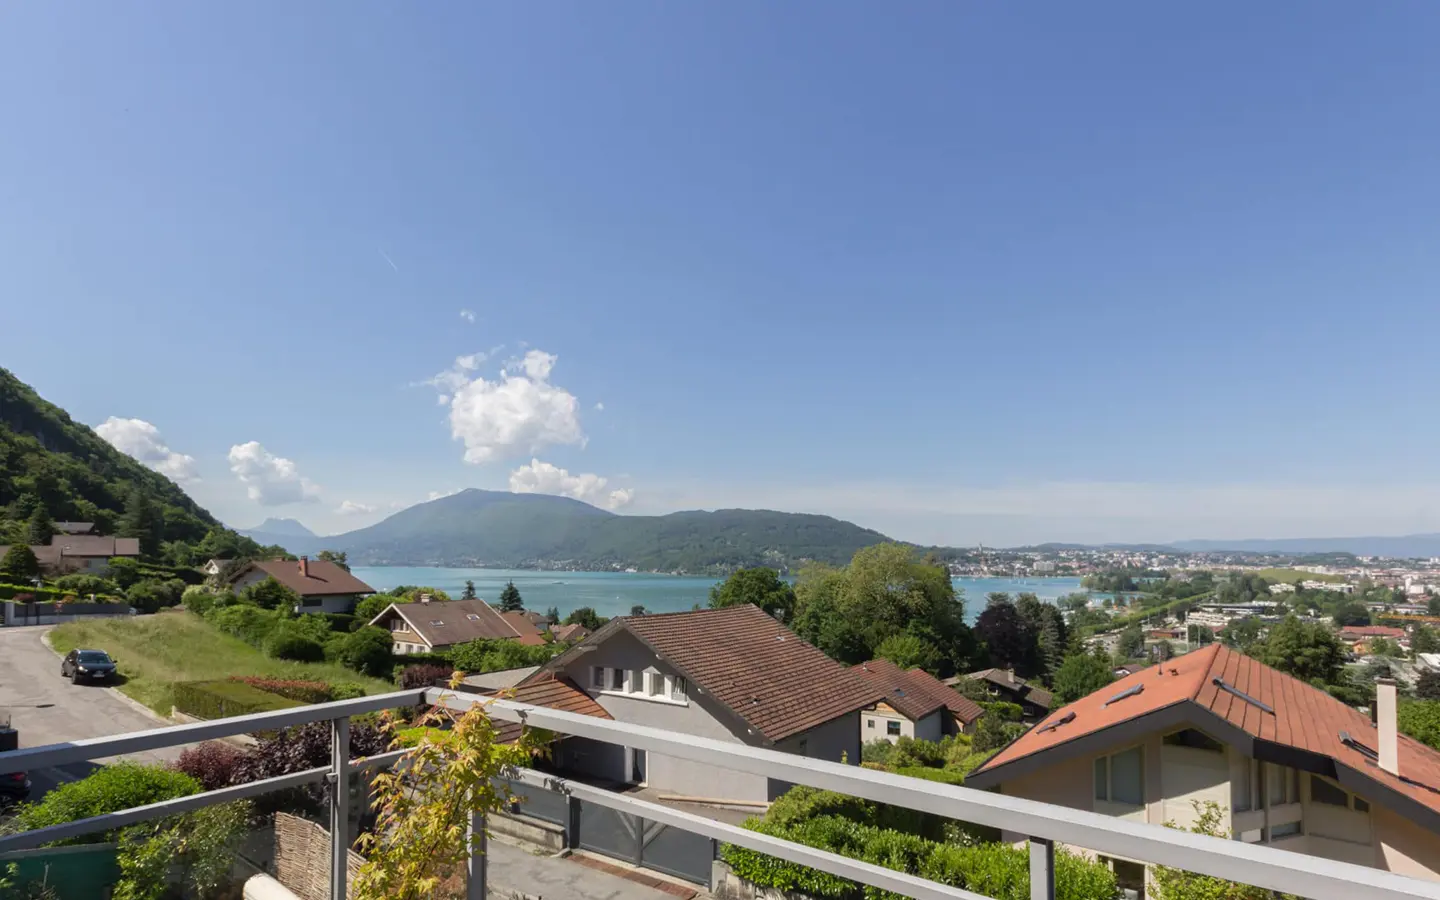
[1253,567,1346,584]
[49,612,395,715]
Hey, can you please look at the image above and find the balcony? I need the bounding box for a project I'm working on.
[2,687,1439,900]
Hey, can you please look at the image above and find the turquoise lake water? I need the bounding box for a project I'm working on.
[349,566,1086,623]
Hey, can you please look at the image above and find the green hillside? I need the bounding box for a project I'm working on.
[331,489,892,573]
[0,367,271,563]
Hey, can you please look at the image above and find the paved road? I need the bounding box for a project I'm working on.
[0,626,179,805]
[488,840,685,900]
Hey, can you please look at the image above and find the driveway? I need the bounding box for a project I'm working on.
[0,626,179,803]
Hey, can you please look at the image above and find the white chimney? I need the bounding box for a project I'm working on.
[419,593,431,604]
[1377,677,1399,776]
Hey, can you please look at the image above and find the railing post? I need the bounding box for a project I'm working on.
[567,794,581,849]
[330,717,350,900]
[467,807,487,900]
[1028,837,1054,900]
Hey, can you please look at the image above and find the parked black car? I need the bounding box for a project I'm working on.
[0,770,30,806]
[61,648,118,683]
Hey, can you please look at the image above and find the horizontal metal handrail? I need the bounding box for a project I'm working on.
[434,690,1440,900]
[0,689,426,776]
[1,688,1438,900]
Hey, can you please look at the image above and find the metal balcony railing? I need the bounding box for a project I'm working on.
[1,687,1438,900]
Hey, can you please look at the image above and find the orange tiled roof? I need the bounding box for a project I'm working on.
[850,658,984,726]
[969,644,1440,822]
[490,672,612,744]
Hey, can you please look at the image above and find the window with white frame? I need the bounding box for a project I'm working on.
[1267,763,1298,806]
[647,671,665,696]
[1094,746,1144,806]
[592,666,605,689]
[1233,759,1254,812]
[630,670,642,693]
[609,667,625,691]
[670,675,687,702]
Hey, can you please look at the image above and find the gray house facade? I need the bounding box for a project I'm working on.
[532,605,881,803]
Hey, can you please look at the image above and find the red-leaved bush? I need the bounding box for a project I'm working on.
[398,664,453,691]
[174,740,245,791]
[228,676,334,704]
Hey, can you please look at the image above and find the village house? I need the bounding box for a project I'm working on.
[957,667,1054,721]
[966,644,1440,892]
[225,556,374,614]
[850,658,983,743]
[485,604,881,803]
[0,535,140,575]
[368,596,547,655]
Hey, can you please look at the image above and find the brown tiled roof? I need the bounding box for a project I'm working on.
[850,658,984,726]
[500,611,549,646]
[968,668,1053,710]
[487,672,611,744]
[378,598,546,649]
[612,605,884,742]
[552,623,591,643]
[1339,625,1406,639]
[235,558,375,598]
[969,644,1440,823]
[45,535,141,558]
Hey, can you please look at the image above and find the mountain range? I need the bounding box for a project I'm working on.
[262,489,892,572]
[239,517,319,548]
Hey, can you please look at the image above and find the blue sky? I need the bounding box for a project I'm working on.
[4,2,1440,546]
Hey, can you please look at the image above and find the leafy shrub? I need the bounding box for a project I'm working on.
[239,576,301,610]
[336,626,394,678]
[889,736,945,768]
[181,584,225,615]
[399,664,453,691]
[0,582,68,602]
[766,787,876,828]
[173,680,302,720]
[973,715,1028,753]
[723,814,1115,900]
[1399,699,1440,751]
[265,626,325,662]
[861,739,895,765]
[53,573,118,597]
[389,650,453,668]
[331,682,367,700]
[354,592,407,622]
[450,637,563,674]
[9,763,200,843]
[231,721,390,814]
[206,603,285,647]
[173,741,245,791]
[126,579,183,614]
[228,676,334,704]
[981,700,1023,722]
[319,612,358,633]
[893,765,967,785]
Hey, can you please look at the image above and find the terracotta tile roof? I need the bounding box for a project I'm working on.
[968,668,1053,710]
[552,623,591,643]
[485,672,612,744]
[850,659,984,726]
[238,558,375,598]
[969,644,1440,823]
[603,605,884,742]
[376,598,546,649]
[1339,625,1406,639]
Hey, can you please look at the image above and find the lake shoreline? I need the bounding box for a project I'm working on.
[350,566,1086,624]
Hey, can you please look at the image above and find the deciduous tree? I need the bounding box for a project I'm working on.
[0,544,41,581]
[709,567,797,621]
[1258,614,1345,685]
[1052,652,1115,704]
[875,633,941,673]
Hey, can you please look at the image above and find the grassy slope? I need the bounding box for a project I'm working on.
[1253,567,1346,584]
[49,612,394,714]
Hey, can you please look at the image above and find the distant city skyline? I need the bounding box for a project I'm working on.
[5,4,1440,544]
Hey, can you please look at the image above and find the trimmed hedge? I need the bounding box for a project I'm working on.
[174,679,303,720]
[0,582,72,602]
[892,765,968,785]
[721,815,1116,900]
[228,676,334,704]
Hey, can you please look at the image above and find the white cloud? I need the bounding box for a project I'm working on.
[227,441,321,506]
[594,402,605,412]
[459,309,476,323]
[336,500,377,516]
[95,417,200,483]
[430,349,585,464]
[509,458,633,510]
[427,489,461,502]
